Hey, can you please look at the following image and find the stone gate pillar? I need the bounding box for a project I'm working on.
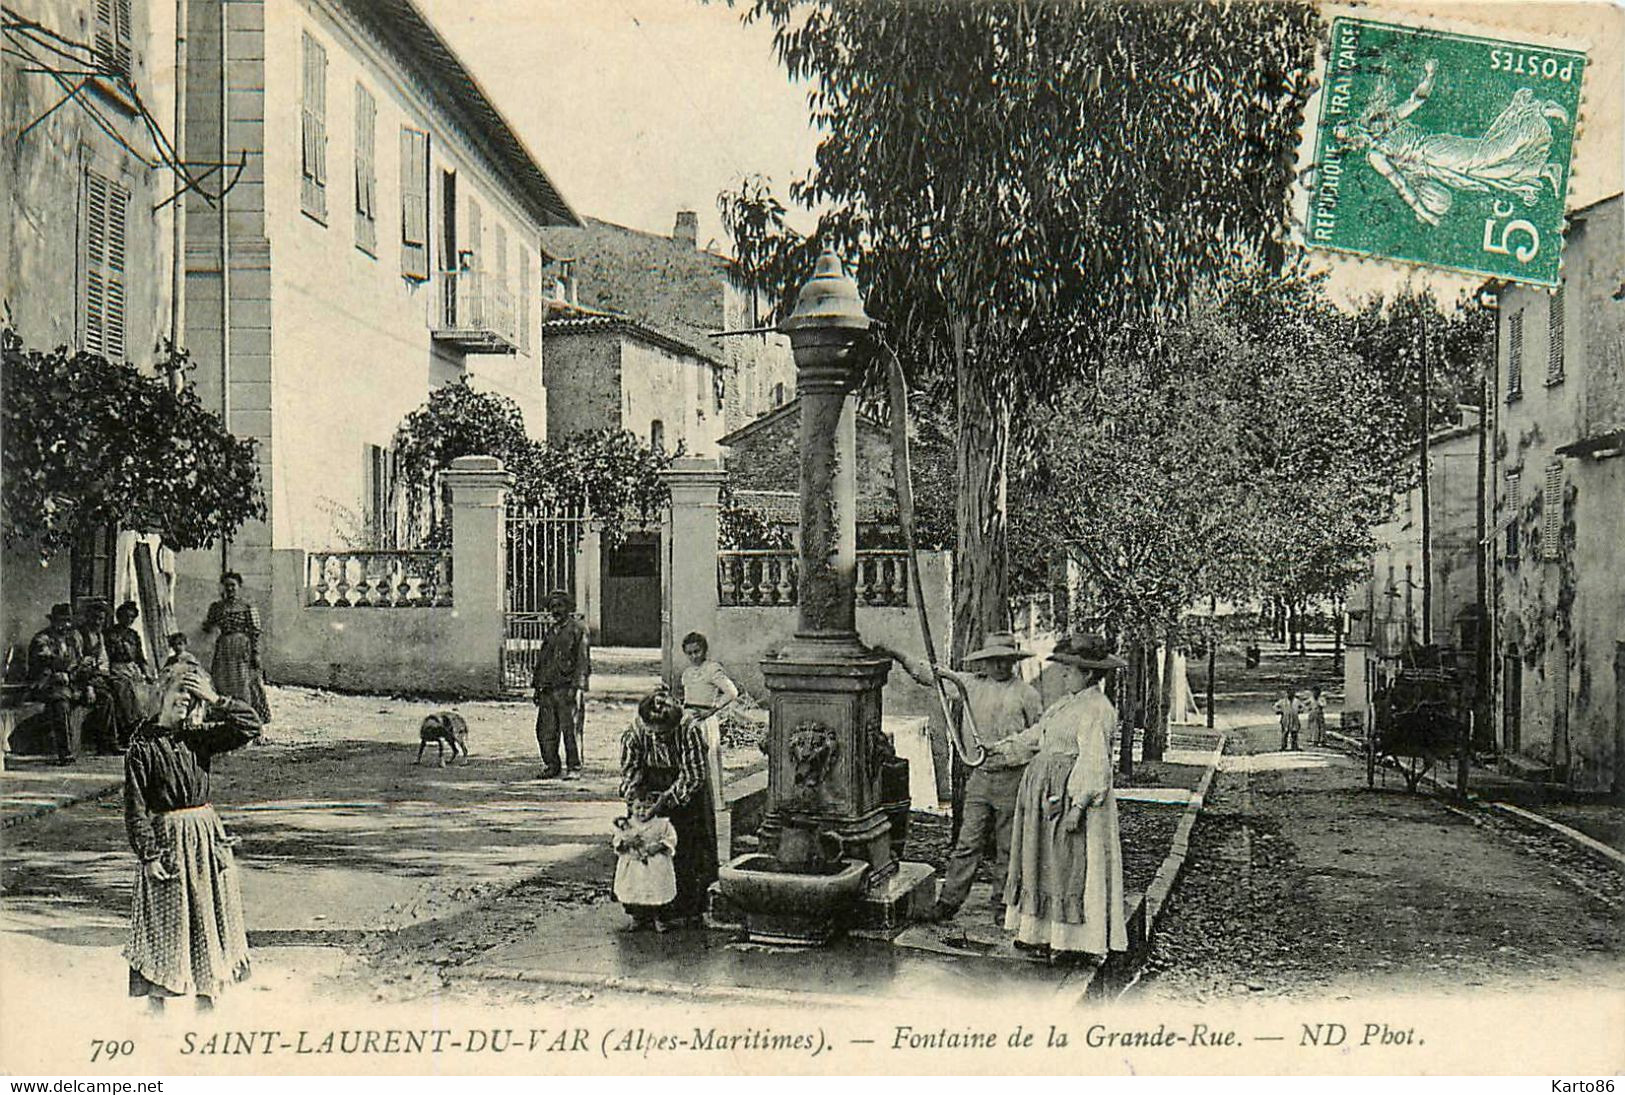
[443,455,512,695]
[661,457,726,685]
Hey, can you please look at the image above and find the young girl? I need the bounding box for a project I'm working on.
[678,631,738,822]
[124,665,261,1011]
[1275,690,1301,751]
[612,796,678,932]
[163,632,197,670]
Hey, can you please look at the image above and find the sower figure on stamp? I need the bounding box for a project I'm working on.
[875,632,1044,925]
[532,589,589,780]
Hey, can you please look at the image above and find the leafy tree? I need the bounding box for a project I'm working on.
[393,380,676,548]
[1,330,265,555]
[730,0,1323,660]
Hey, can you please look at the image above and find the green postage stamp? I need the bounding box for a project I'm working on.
[1305,17,1586,287]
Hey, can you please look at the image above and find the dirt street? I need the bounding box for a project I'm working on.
[1134,721,1625,1002]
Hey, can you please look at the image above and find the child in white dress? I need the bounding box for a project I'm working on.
[613,796,678,932]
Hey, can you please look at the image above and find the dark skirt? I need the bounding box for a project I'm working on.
[211,633,271,723]
[638,766,717,919]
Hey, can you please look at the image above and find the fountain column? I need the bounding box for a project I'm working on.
[756,250,902,882]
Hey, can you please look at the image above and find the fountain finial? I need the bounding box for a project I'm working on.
[779,246,872,335]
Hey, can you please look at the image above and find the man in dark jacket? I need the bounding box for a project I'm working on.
[532,590,589,779]
[28,603,89,764]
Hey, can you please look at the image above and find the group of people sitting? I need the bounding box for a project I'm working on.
[609,628,1134,966]
[11,573,271,765]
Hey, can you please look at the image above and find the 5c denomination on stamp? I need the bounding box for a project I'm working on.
[1305,17,1586,286]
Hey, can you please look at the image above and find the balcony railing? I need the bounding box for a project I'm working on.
[307,550,452,607]
[718,550,909,608]
[432,269,517,353]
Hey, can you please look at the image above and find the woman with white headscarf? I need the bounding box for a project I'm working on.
[122,664,261,1011]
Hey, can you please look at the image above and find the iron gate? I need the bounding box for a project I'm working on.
[504,502,587,690]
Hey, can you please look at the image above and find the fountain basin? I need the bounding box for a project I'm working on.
[717,853,870,946]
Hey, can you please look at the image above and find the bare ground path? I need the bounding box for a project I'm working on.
[1133,720,1625,1003]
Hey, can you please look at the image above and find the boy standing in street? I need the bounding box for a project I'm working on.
[875,632,1044,925]
[1276,690,1302,751]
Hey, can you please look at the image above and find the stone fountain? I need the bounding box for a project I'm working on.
[716,249,937,945]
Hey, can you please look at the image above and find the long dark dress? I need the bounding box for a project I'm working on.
[203,600,271,722]
[620,718,717,919]
[124,697,261,997]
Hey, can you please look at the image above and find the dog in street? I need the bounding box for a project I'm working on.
[416,711,469,766]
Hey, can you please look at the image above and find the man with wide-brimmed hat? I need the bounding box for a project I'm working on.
[27,603,90,764]
[874,631,1044,924]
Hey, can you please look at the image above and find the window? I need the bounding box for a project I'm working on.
[399,127,430,279]
[1504,470,1520,562]
[70,525,117,604]
[713,366,726,413]
[353,84,377,255]
[300,33,328,221]
[772,382,786,407]
[1542,461,1563,561]
[1546,286,1565,385]
[82,168,129,362]
[519,249,532,355]
[1507,312,1524,400]
[92,0,133,80]
[365,444,398,549]
[650,420,665,452]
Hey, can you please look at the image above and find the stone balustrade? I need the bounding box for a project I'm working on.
[306,550,452,607]
[718,550,909,608]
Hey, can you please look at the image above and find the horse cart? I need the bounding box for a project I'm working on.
[1366,665,1468,792]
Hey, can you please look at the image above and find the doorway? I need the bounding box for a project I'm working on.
[1502,652,1522,756]
[601,533,661,646]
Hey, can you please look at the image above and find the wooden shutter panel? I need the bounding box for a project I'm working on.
[1542,463,1563,560]
[114,0,133,77]
[467,198,482,270]
[400,128,428,279]
[354,84,376,252]
[1508,312,1524,397]
[301,35,328,218]
[1547,287,1565,384]
[93,0,117,74]
[519,249,531,354]
[82,170,127,361]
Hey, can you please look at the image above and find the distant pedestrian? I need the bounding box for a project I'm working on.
[1275,690,1301,751]
[202,572,271,723]
[79,600,120,755]
[105,601,156,750]
[123,664,262,1012]
[532,590,588,779]
[612,795,678,932]
[1306,685,1327,747]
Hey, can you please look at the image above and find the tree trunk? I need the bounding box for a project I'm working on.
[950,332,1010,840]
[1146,636,1174,763]
[1206,599,1218,730]
[1118,642,1139,780]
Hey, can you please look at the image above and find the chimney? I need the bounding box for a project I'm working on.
[673,210,698,249]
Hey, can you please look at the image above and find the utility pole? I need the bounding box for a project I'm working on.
[1206,594,1217,730]
[168,0,188,393]
[1420,308,1433,646]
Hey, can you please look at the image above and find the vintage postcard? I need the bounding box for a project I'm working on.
[1,0,1621,1081]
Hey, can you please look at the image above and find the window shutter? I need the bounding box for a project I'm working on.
[467,198,482,270]
[1505,470,1521,561]
[1546,287,1565,385]
[399,127,428,279]
[82,169,128,362]
[1507,312,1524,398]
[1542,463,1563,561]
[353,84,376,253]
[495,223,508,283]
[301,34,328,219]
[519,249,531,354]
[114,0,133,78]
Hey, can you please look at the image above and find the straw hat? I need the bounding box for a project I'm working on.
[963,631,1035,663]
[1046,633,1128,671]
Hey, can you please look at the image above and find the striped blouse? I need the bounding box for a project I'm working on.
[619,718,709,811]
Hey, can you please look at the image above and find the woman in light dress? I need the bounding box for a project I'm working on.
[1000,633,1129,963]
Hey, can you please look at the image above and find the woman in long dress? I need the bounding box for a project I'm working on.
[618,690,717,928]
[202,572,271,722]
[123,664,262,1010]
[1002,633,1129,961]
[105,601,156,750]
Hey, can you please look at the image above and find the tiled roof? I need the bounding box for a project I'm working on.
[338,0,579,228]
[543,313,719,363]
